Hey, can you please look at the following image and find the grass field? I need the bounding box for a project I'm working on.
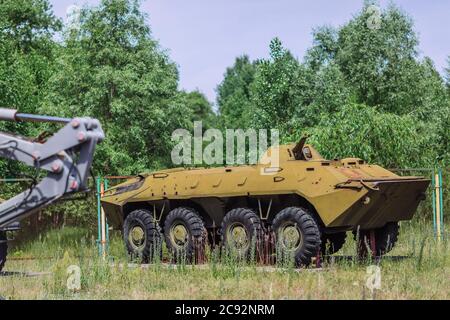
[0,220,448,300]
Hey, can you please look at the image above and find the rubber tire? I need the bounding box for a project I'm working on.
[123,209,162,263]
[163,207,206,263]
[221,208,262,261]
[321,232,347,255]
[0,232,7,272]
[272,207,321,267]
[354,222,400,258]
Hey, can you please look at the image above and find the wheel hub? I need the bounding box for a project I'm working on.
[129,225,145,249]
[170,223,189,248]
[280,224,303,251]
[227,223,249,251]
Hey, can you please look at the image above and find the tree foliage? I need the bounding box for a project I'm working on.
[1,0,446,173]
[42,0,196,175]
[250,38,306,135]
[218,3,449,168]
[0,0,61,175]
[216,55,256,129]
[0,0,60,120]
[308,103,435,168]
[305,3,448,120]
[180,90,215,129]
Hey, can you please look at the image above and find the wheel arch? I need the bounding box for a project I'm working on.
[118,193,325,229]
[243,193,324,227]
[122,199,213,228]
[276,194,324,227]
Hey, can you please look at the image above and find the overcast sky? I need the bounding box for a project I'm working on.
[49,0,450,104]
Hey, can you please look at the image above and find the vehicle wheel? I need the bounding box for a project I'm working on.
[354,222,399,258]
[0,232,7,272]
[272,207,321,267]
[164,207,206,263]
[221,208,262,261]
[123,209,162,263]
[321,232,347,255]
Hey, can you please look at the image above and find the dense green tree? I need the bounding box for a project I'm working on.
[43,0,192,175]
[296,61,350,128]
[216,55,256,129]
[0,0,61,53]
[0,0,61,176]
[308,103,434,168]
[180,90,215,129]
[304,25,339,72]
[306,2,448,120]
[336,3,418,113]
[434,56,450,164]
[250,38,310,135]
[230,3,449,167]
[408,58,448,120]
[0,0,60,120]
[250,38,350,135]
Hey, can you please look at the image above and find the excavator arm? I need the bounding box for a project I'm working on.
[0,108,104,229]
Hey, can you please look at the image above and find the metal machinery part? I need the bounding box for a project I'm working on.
[0,107,104,271]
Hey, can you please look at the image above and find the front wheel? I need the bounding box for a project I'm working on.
[123,209,162,263]
[0,232,7,272]
[272,207,321,267]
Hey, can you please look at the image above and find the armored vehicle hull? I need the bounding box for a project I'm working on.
[101,141,430,265]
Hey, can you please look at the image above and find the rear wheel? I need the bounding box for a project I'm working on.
[272,207,321,267]
[221,208,262,261]
[163,207,206,263]
[321,232,347,255]
[123,209,162,263]
[0,231,7,272]
[354,222,399,258]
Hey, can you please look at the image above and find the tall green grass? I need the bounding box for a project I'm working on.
[0,219,448,299]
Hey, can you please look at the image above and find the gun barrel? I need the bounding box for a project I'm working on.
[0,108,70,123]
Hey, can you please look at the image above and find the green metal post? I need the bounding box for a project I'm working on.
[96,176,102,255]
[104,178,110,252]
[438,168,444,237]
[432,168,444,241]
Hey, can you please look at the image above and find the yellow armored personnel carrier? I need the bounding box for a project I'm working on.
[101,138,430,266]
